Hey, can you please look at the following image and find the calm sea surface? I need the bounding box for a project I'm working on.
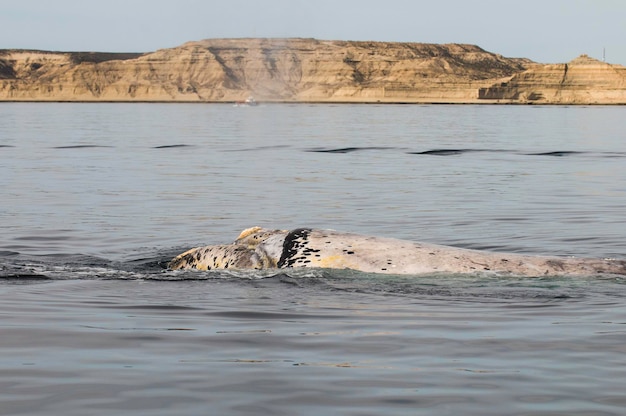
[1,103,626,415]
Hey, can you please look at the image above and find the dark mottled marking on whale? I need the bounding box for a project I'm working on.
[545,259,566,270]
[0,145,14,148]
[53,145,113,149]
[278,228,312,268]
[153,144,194,149]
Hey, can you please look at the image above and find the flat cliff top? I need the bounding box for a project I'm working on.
[1,38,624,104]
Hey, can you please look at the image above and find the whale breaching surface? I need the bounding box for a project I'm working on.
[169,227,626,277]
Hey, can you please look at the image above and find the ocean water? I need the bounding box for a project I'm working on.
[1,103,626,415]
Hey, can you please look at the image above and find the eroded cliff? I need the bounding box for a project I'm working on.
[0,38,530,103]
[1,39,624,104]
[479,55,626,104]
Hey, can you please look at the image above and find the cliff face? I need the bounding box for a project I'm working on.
[0,38,530,103]
[1,39,624,104]
[479,55,626,104]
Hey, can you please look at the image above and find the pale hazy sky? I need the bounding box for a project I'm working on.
[2,0,625,64]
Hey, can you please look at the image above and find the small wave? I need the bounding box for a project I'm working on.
[152,268,326,281]
[306,146,398,153]
[225,145,292,152]
[205,309,343,320]
[295,147,626,158]
[0,272,52,281]
[0,263,158,281]
[409,149,626,158]
[53,145,113,149]
[408,149,496,156]
[2,256,624,307]
[524,151,584,157]
[14,235,73,242]
[152,144,194,149]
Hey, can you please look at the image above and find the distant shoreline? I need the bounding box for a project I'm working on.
[1,99,624,105]
[2,39,625,105]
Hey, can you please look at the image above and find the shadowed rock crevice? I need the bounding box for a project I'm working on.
[0,59,15,79]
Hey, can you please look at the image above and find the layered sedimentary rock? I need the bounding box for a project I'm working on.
[1,39,624,104]
[0,38,529,102]
[478,55,626,104]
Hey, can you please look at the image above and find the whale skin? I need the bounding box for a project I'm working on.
[169,227,626,277]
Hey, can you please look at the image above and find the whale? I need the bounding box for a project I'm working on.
[168,227,626,277]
